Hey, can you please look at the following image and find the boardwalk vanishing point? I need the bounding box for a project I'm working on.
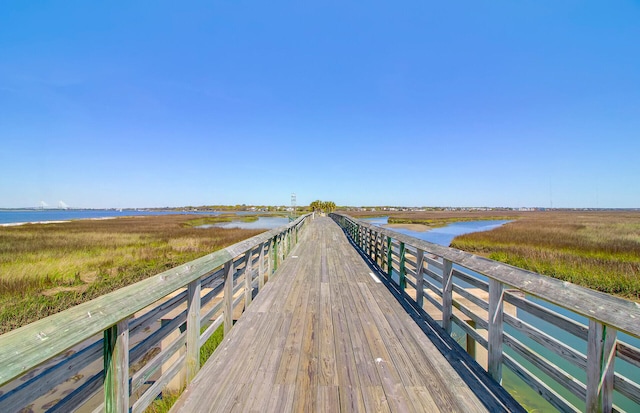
[2,213,639,413]
[171,217,518,412]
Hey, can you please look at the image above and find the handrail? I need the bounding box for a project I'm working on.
[0,214,310,412]
[331,213,640,413]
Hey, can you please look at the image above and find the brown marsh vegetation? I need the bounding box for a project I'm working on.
[345,209,640,301]
[450,211,640,301]
[0,215,263,333]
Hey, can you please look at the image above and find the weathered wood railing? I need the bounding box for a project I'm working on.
[0,214,310,413]
[331,213,640,413]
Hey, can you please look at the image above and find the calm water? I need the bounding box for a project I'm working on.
[0,209,225,225]
[361,216,511,246]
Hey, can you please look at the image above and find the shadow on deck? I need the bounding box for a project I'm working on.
[171,217,523,412]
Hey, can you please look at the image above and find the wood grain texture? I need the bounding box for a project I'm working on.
[172,217,500,412]
[333,214,640,339]
[0,216,310,388]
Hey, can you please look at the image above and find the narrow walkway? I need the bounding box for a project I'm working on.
[172,217,490,412]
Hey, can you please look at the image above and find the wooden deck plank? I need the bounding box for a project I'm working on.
[361,281,488,413]
[171,217,501,412]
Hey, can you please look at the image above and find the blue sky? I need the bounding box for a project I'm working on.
[1,1,639,208]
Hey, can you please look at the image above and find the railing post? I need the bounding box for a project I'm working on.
[186,278,201,384]
[442,259,453,334]
[258,242,265,291]
[364,228,369,256]
[104,319,129,413]
[373,232,380,267]
[399,242,407,291]
[415,249,424,308]
[273,236,279,272]
[244,249,254,308]
[282,232,287,262]
[586,321,617,413]
[266,239,273,279]
[224,260,234,336]
[286,228,291,256]
[386,237,393,279]
[488,278,504,383]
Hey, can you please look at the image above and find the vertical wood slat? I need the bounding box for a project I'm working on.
[373,231,380,267]
[586,321,617,413]
[399,242,407,291]
[488,278,504,384]
[366,228,371,257]
[104,319,129,413]
[266,239,272,276]
[369,228,374,258]
[186,278,201,384]
[363,227,368,255]
[258,242,265,291]
[244,250,254,308]
[386,236,393,279]
[415,249,425,308]
[442,259,453,334]
[224,260,234,336]
[273,236,279,272]
[601,328,616,413]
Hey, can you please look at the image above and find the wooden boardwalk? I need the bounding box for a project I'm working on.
[172,217,493,412]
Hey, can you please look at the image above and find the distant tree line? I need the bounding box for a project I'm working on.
[309,200,336,213]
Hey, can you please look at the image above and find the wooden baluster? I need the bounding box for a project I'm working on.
[266,239,272,277]
[442,259,453,335]
[364,228,369,256]
[488,278,504,383]
[586,321,617,413]
[282,232,287,262]
[224,260,235,336]
[399,242,407,291]
[244,249,253,308]
[186,278,201,384]
[104,319,129,413]
[258,242,265,291]
[374,232,380,267]
[415,249,425,308]
[386,237,393,279]
[273,236,279,272]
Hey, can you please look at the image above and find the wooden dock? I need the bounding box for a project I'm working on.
[172,217,496,412]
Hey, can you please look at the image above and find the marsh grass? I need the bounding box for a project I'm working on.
[0,215,263,333]
[449,211,640,301]
[181,214,259,227]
